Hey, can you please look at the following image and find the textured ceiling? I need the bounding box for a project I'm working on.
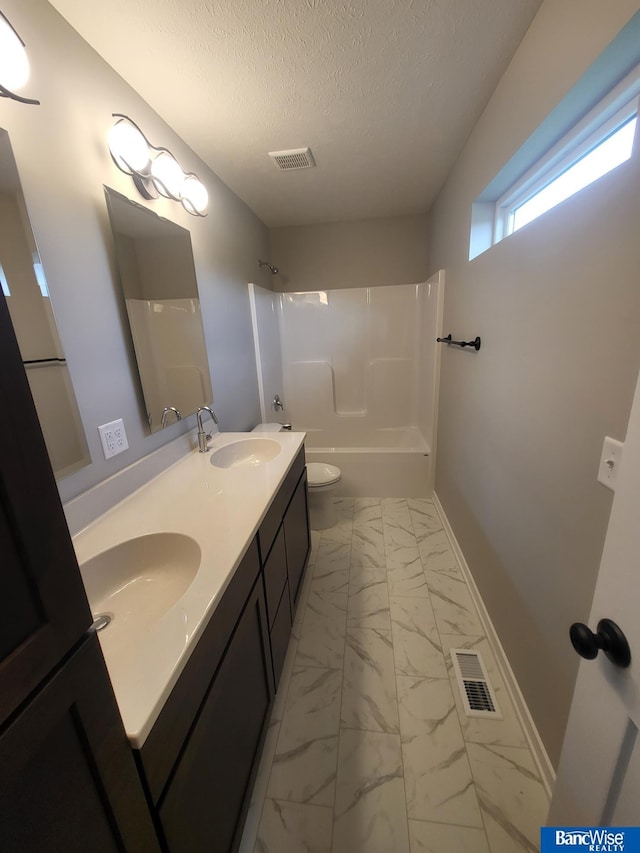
[48,0,542,226]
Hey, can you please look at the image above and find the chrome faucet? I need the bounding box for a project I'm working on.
[196,405,219,453]
[273,394,284,412]
[161,406,182,427]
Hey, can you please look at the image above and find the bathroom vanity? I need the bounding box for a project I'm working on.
[73,431,311,852]
[133,446,310,851]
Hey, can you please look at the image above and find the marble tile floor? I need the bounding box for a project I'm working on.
[239,498,549,853]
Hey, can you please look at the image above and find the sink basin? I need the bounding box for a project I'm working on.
[210,438,281,469]
[81,533,201,630]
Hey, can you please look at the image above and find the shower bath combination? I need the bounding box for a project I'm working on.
[249,272,445,498]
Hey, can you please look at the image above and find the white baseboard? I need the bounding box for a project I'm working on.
[432,492,556,799]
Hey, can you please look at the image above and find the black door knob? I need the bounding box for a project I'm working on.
[569,618,631,668]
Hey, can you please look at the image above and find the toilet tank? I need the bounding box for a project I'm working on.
[251,423,286,433]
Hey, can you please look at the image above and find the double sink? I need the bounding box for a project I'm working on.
[73,432,302,746]
[82,438,282,633]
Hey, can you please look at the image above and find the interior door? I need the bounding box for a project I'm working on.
[0,293,92,727]
[549,365,640,824]
[0,634,160,852]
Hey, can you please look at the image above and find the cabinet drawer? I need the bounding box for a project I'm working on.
[263,526,288,629]
[270,581,292,689]
[138,538,261,804]
[258,446,305,561]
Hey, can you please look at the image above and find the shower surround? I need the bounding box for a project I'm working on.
[250,273,443,497]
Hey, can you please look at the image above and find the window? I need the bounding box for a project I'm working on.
[496,102,637,241]
[469,54,640,260]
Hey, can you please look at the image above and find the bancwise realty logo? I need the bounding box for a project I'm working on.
[541,828,640,852]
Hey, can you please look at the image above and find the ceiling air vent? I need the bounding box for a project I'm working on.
[450,649,502,718]
[268,147,316,171]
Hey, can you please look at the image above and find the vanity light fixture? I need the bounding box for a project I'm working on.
[108,114,208,216]
[0,11,40,105]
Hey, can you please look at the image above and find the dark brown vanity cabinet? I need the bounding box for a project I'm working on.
[263,527,292,687]
[137,539,275,852]
[283,469,312,611]
[137,447,311,853]
[0,294,160,852]
[259,448,311,687]
[159,578,273,852]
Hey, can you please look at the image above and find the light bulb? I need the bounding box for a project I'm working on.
[108,120,150,173]
[181,176,209,215]
[151,151,185,199]
[0,15,30,91]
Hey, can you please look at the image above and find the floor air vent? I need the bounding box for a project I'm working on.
[268,147,316,170]
[450,649,502,718]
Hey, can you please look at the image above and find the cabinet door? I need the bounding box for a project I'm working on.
[159,578,274,853]
[0,634,160,853]
[263,524,288,628]
[0,295,91,727]
[283,470,311,610]
[139,540,262,805]
[270,580,292,688]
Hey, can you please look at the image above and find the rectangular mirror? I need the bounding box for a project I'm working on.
[104,187,214,433]
[0,128,91,480]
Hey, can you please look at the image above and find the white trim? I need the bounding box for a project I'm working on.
[247,282,268,423]
[428,270,445,493]
[0,261,10,296]
[432,491,556,798]
[495,101,638,240]
[498,67,640,211]
[477,61,640,254]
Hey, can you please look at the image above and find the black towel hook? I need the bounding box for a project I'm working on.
[436,334,481,351]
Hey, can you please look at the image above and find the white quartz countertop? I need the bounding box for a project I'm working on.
[72,431,306,748]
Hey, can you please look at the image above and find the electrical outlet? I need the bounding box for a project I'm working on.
[98,418,129,460]
[597,436,623,492]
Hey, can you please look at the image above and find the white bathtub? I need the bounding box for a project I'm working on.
[303,427,432,498]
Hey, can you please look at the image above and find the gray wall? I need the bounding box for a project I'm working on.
[1,0,276,502]
[270,214,429,292]
[428,0,640,765]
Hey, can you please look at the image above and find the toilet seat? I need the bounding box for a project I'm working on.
[306,462,341,488]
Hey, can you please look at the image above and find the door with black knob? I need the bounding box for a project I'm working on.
[0,635,159,852]
[0,293,160,849]
[0,294,93,727]
[550,365,640,824]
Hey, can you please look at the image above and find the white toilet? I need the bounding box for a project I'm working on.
[305,462,342,530]
[251,424,342,530]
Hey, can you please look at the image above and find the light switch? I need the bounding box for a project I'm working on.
[597,436,623,492]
